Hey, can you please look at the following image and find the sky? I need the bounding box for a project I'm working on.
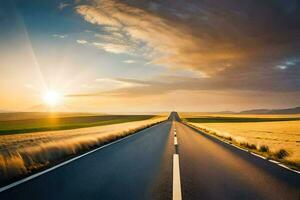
[0,0,300,113]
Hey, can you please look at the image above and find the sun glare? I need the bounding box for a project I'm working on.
[43,91,61,106]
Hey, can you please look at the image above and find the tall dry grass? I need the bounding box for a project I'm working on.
[180,113,300,119]
[0,117,166,186]
[188,121,300,170]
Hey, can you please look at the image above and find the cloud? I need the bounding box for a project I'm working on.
[67,78,148,97]
[92,25,144,54]
[76,39,88,44]
[95,78,148,89]
[277,65,287,70]
[76,5,121,27]
[92,42,130,54]
[75,0,300,92]
[123,60,136,64]
[58,2,70,10]
[98,69,300,96]
[53,34,68,39]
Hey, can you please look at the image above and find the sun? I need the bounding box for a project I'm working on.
[43,91,62,106]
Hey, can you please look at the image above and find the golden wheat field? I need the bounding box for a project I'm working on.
[180,112,300,119]
[0,116,166,185]
[189,120,300,162]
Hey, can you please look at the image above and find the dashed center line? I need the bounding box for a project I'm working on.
[172,126,182,200]
[174,137,178,145]
[173,154,182,200]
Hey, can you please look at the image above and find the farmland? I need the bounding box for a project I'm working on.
[181,113,300,169]
[0,113,166,186]
[0,112,156,135]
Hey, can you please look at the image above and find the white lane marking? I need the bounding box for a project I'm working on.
[269,160,280,164]
[0,122,164,193]
[232,144,248,152]
[224,140,300,173]
[173,154,182,200]
[228,142,300,174]
[174,137,178,145]
[250,152,266,159]
[277,164,300,174]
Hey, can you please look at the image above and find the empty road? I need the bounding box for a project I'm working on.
[1,112,299,199]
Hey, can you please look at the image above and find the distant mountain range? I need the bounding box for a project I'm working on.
[1,106,300,115]
[239,106,300,114]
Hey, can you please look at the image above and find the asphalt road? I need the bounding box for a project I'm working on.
[1,112,300,200]
[176,122,300,200]
[0,121,174,200]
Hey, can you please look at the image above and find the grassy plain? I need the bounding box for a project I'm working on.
[181,113,300,169]
[185,116,300,123]
[0,112,155,135]
[0,113,166,186]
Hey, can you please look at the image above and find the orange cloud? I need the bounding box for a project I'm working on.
[75,0,300,93]
[75,0,244,75]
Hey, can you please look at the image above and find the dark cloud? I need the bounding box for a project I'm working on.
[106,71,300,97]
[76,0,300,93]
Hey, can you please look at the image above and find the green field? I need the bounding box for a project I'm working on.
[184,116,300,123]
[0,113,155,135]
